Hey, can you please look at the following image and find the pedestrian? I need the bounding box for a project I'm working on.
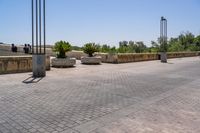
[28,44,32,53]
[11,44,17,52]
[14,46,18,52]
[11,44,15,52]
[23,44,29,54]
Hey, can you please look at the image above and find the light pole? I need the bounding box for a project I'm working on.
[160,16,167,63]
[32,0,46,77]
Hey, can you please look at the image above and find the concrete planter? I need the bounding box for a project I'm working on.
[81,56,102,65]
[51,57,76,68]
[160,52,167,63]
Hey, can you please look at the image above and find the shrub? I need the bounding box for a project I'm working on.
[83,43,99,57]
[53,41,71,58]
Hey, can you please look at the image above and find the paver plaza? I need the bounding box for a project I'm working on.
[0,57,200,133]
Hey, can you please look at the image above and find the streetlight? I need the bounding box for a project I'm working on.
[160,16,167,63]
[32,0,46,77]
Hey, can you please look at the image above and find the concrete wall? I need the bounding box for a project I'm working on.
[1,47,199,74]
[116,53,158,63]
[0,56,50,74]
[115,52,199,63]
[66,51,200,64]
[66,51,87,60]
[66,51,118,63]
[167,52,199,59]
[66,51,119,63]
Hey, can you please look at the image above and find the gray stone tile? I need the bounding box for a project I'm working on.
[0,57,200,133]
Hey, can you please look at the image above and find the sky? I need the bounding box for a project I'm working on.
[0,0,200,47]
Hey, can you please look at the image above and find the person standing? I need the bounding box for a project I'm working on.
[23,44,29,54]
[11,44,17,52]
[28,44,32,54]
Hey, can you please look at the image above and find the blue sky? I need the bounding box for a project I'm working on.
[0,0,200,47]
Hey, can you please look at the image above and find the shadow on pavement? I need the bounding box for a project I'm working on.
[22,76,43,84]
[167,62,174,64]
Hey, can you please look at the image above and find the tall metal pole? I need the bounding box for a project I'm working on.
[166,21,167,44]
[43,0,46,54]
[160,17,163,45]
[32,0,34,54]
[39,0,42,53]
[32,0,47,77]
[160,16,167,63]
[36,0,38,54]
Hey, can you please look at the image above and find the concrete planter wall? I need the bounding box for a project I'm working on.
[0,56,50,74]
[97,53,118,63]
[117,53,158,63]
[0,51,199,74]
[51,58,76,68]
[81,56,102,64]
[66,51,87,60]
[66,51,199,64]
[167,52,198,59]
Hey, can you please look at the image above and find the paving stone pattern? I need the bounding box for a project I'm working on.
[0,57,200,133]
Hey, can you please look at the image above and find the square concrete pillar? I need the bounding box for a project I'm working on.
[160,52,167,63]
[32,54,46,77]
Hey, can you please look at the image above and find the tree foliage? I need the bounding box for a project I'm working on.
[54,32,200,55]
[148,32,200,52]
[117,41,147,53]
[53,41,71,58]
[167,32,200,52]
[83,43,100,57]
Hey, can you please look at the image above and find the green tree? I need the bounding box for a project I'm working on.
[127,41,137,53]
[109,46,117,54]
[168,42,184,52]
[117,45,129,53]
[150,41,159,53]
[83,43,99,57]
[101,44,110,53]
[53,41,71,58]
[119,41,128,47]
[194,35,200,50]
[71,46,82,51]
[178,32,195,50]
[135,41,147,53]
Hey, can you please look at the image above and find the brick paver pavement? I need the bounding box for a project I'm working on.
[0,57,200,133]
